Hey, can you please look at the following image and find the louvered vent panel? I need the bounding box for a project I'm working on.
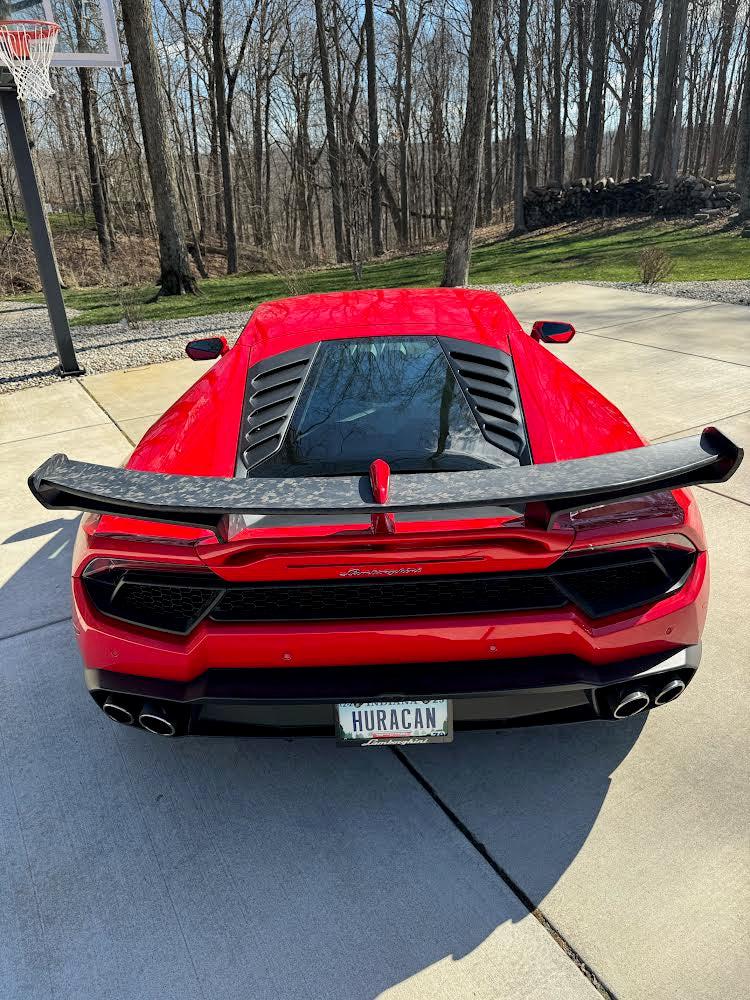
[439,337,530,464]
[237,343,319,473]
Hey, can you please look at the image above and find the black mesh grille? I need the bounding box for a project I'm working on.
[212,573,565,622]
[84,571,219,634]
[83,547,696,634]
[439,337,530,463]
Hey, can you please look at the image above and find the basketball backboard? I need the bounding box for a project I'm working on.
[0,0,122,67]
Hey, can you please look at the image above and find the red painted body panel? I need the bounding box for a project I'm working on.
[76,288,710,701]
[240,287,524,362]
[508,328,645,463]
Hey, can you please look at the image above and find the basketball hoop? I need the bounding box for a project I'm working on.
[0,20,59,102]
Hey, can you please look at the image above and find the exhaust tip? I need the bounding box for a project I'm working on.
[612,689,650,719]
[654,677,686,706]
[138,702,177,737]
[102,696,134,726]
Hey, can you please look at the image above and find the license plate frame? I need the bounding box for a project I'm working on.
[335,699,453,747]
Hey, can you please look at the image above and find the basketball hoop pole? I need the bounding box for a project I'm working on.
[0,84,84,376]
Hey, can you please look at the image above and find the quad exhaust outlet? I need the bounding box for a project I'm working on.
[602,673,688,720]
[102,695,134,726]
[99,696,184,735]
[611,689,650,719]
[654,677,686,706]
[138,701,177,737]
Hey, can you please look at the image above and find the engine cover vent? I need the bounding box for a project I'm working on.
[237,342,319,473]
[439,337,530,464]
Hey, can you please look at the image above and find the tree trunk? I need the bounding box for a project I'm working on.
[668,0,689,179]
[572,0,587,178]
[482,88,494,224]
[441,0,494,285]
[549,0,563,185]
[737,26,750,219]
[610,60,633,181]
[629,0,655,178]
[651,0,687,179]
[78,68,111,266]
[584,0,608,179]
[121,0,196,294]
[179,0,206,239]
[314,0,346,262]
[212,0,238,273]
[707,0,739,177]
[364,0,383,255]
[0,157,16,234]
[92,92,116,249]
[512,0,529,233]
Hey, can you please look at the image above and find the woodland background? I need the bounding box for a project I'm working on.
[1,0,749,296]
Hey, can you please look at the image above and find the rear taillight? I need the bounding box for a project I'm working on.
[575,532,697,554]
[82,558,211,578]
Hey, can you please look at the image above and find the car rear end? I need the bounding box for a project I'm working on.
[30,290,739,742]
[73,487,708,738]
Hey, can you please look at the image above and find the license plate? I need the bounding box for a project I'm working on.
[335,700,452,746]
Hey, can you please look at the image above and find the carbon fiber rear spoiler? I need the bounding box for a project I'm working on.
[28,427,742,541]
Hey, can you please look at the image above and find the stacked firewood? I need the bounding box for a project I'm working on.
[523,175,741,230]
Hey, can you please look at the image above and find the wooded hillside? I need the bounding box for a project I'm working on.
[1,0,749,288]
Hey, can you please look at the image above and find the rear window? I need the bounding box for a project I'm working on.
[253,337,508,476]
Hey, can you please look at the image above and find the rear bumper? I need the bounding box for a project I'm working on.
[72,548,710,683]
[86,644,701,736]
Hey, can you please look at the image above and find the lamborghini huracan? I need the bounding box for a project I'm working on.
[28,289,743,742]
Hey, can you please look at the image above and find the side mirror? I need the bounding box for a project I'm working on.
[185,336,229,361]
[531,320,576,344]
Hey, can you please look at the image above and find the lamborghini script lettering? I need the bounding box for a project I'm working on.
[339,567,423,578]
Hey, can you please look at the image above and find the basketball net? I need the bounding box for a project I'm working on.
[0,20,59,102]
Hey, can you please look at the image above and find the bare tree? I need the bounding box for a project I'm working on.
[628,0,656,178]
[212,0,238,272]
[650,0,687,179]
[584,0,608,179]
[364,0,383,255]
[442,0,495,285]
[737,24,750,221]
[707,0,739,178]
[548,0,563,185]
[5,0,750,296]
[78,68,111,266]
[121,0,196,293]
[314,0,346,262]
[512,0,529,233]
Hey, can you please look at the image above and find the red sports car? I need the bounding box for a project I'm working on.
[29,289,742,743]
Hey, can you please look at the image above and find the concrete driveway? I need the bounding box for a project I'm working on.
[0,284,747,999]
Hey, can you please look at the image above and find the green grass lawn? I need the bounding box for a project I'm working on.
[14,217,750,327]
[0,211,95,235]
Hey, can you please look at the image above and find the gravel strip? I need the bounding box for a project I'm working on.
[0,287,545,395]
[0,304,249,394]
[573,279,750,306]
[1,277,747,395]
[478,279,750,307]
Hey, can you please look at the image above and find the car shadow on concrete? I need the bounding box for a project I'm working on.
[405,717,646,908]
[0,516,79,639]
[0,523,644,999]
